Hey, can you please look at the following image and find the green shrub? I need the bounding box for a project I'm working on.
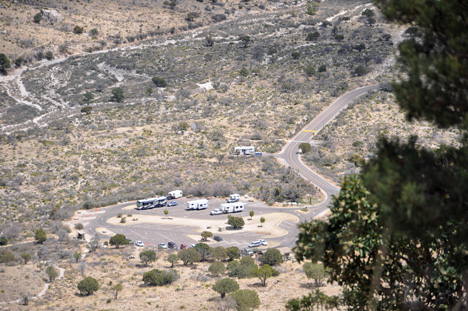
[142,269,177,286]
[229,289,260,310]
[152,77,168,87]
[73,26,84,34]
[77,277,99,295]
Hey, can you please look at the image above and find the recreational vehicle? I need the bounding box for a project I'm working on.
[168,190,183,199]
[220,202,245,214]
[226,193,241,203]
[186,199,208,210]
[234,146,255,155]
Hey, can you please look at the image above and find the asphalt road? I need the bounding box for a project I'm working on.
[78,84,379,250]
[278,84,380,207]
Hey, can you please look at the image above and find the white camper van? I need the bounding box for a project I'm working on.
[226,193,241,203]
[234,146,255,155]
[220,202,245,214]
[186,199,208,210]
[168,190,183,199]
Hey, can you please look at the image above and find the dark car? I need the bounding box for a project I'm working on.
[168,241,177,249]
[213,236,223,242]
[180,244,187,249]
[167,201,178,207]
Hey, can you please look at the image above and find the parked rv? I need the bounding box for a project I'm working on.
[226,193,241,203]
[186,199,208,210]
[168,190,183,199]
[234,146,255,155]
[220,202,245,214]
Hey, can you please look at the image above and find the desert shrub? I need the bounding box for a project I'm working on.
[109,234,128,248]
[261,249,283,266]
[306,31,320,41]
[110,87,124,103]
[353,65,368,76]
[228,216,245,229]
[212,246,227,261]
[0,53,11,75]
[0,236,8,246]
[212,278,239,298]
[230,289,261,310]
[142,269,177,286]
[227,258,257,279]
[303,262,327,286]
[81,106,93,114]
[299,142,311,154]
[34,228,47,244]
[73,26,84,34]
[77,277,99,295]
[74,223,84,230]
[46,266,58,282]
[209,261,226,276]
[152,77,168,87]
[0,250,15,263]
[33,12,42,23]
[140,250,157,266]
[89,28,98,37]
[45,51,54,60]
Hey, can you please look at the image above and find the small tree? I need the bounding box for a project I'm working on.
[167,254,178,267]
[112,283,123,299]
[88,234,99,252]
[152,77,167,87]
[201,231,213,241]
[14,57,24,68]
[0,236,8,246]
[178,248,201,265]
[291,51,301,60]
[73,25,84,34]
[110,87,124,102]
[212,246,227,261]
[260,217,265,227]
[226,246,240,261]
[0,53,11,75]
[261,249,284,266]
[82,91,94,104]
[228,216,245,229]
[74,223,84,230]
[140,250,157,266]
[249,211,254,219]
[35,228,47,244]
[186,12,200,21]
[109,234,129,249]
[206,35,214,47]
[318,64,327,72]
[209,261,226,276]
[89,28,99,37]
[299,142,312,154]
[239,67,249,77]
[73,252,81,263]
[212,278,239,299]
[306,32,320,41]
[353,65,368,76]
[33,12,42,23]
[252,264,277,287]
[304,64,316,78]
[77,277,99,295]
[164,209,169,217]
[143,269,176,286]
[46,266,58,282]
[81,106,93,114]
[303,262,327,287]
[194,243,212,261]
[21,252,32,264]
[230,289,260,310]
[239,35,251,48]
[45,51,54,60]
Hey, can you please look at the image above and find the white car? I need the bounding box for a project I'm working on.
[258,239,268,246]
[189,244,196,248]
[135,241,144,247]
[248,241,261,248]
[210,209,223,216]
[159,242,168,249]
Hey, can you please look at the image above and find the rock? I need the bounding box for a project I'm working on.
[42,9,63,23]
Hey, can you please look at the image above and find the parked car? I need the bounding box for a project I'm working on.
[168,241,177,249]
[167,201,178,207]
[213,236,223,242]
[189,244,196,248]
[248,241,261,248]
[210,209,223,215]
[243,248,254,256]
[159,242,168,249]
[258,239,268,246]
[180,244,187,249]
[135,241,144,247]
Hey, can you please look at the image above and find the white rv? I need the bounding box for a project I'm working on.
[168,190,183,199]
[226,193,241,203]
[186,199,208,210]
[234,146,255,155]
[220,202,245,213]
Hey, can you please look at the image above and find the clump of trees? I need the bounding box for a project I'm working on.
[227,216,245,229]
[109,234,129,248]
[142,269,177,286]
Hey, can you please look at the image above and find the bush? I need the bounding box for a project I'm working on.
[298,142,311,154]
[252,264,278,286]
[110,87,124,102]
[14,57,24,68]
[209,261,226,276]
[73,26,84,34]
[0,250,15,263]
[45,51,54,60]
[226,246,240,261]
[81,106,93,114]
[212,246,227,261]
[74,223,84,230]
[140,250,157,266]
[194,243,212,261]
[227,257,257,279]
[109,234,129,248]
[353,65,368,76]
[33,12,42,23]
[35,228,47,244]
[0,53,11,75]
[306,32,320,41]
[261,249,284,266]
[46,266,58,282]
[89,28,99,37]
[178,248,201,265]
[230,289,260,310]
[228,216,245,229]
[77,277,99,295]
[303,262,327,286]
[318,64,327,72]
[212,278,239,298]
[142,269,177,286]
[291,51,301,60]
[152,77,168,87]
[0,236,8,246]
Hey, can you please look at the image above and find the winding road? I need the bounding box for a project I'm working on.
[278,84,380,209]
